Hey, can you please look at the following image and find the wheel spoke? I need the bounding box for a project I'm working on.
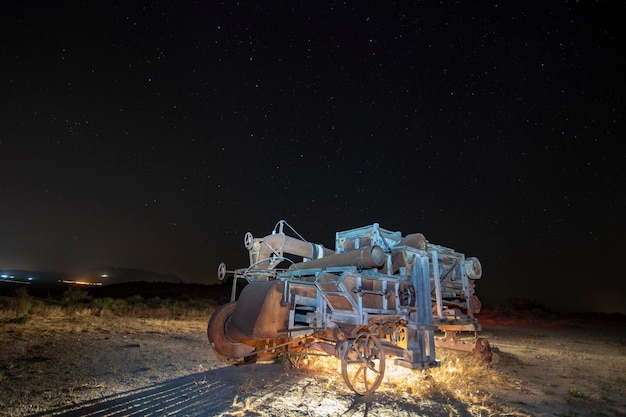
[341,333,386,395]
[350,364,366,387]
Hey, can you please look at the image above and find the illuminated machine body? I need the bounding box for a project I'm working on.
[208,220,490,394]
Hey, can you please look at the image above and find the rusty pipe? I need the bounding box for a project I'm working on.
[389,233,428,273]
[399,233,427,251]
[289,245,386,271]
[252,233,334,269]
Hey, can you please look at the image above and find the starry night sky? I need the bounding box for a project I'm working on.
[1,1,624,313]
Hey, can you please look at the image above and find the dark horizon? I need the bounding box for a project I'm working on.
[1,259,624,316]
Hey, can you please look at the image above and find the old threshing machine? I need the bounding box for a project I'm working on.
[208,220,490,395]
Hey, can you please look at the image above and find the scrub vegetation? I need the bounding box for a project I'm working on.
[1,283,625,417]
[0,284,220,334]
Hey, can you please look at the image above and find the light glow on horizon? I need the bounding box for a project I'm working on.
[60,280,103,286]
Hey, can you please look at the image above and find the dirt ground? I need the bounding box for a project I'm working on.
[1,314,625,417]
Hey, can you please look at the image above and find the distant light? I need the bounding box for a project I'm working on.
[61,280,103,286]
[27,277,33,281]
[1,274,7,279]
[101,274,109,278]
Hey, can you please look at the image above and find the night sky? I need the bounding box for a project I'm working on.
[1,2,624,313]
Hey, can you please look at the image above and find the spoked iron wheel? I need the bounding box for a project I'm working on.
[341,332,385,395]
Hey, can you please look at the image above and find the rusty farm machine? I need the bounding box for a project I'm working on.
[208,220,491,395]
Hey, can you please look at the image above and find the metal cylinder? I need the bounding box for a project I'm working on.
[389,233,428,273]
[289,246,386,271]
[399,233,427,251]
[252,233,335,269]
[464,257,482,279]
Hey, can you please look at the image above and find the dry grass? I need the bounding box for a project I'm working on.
[226,395,266,416]
[0,288,215,335]
[382,350,518,414]
[0,312,208,335]
[296,347,525,415]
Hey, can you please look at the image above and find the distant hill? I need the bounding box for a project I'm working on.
[0,267,182,286]
[66,267,183,286]
[89,281,233,303]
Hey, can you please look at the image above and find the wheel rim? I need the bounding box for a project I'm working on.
[341,333,385,395]
[217,262,227,280]
[244,231,254,250]
[207,302,255,359]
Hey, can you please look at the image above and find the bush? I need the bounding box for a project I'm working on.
[91,297,128,316]
[62,287,91,304]
[62,287,92,314]
[14,298,32,317]
[1,285,217,321]
[568,388,584,398]
[8,316,30,324]
[146,296,164,309]
[13,287,32,318]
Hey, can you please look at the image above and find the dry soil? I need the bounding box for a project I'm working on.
[1,314,625,417]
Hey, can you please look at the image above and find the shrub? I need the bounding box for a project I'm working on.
[15,297,32,317]
[13,287,32,318]
[62,287,91,304]
[568,388,584,398]
[126,295,144,305]
[91,297,128,316]
[62,287,92,314]
[8,316,30,324]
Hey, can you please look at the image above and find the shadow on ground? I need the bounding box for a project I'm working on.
[25,364,475,417]
[27,371,233,416]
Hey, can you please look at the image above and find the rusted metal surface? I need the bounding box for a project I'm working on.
[208,220,490,395]
[207,302,255,359]
[290,245,385,271]
[247,226,334,270]
[434,331,493,363]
